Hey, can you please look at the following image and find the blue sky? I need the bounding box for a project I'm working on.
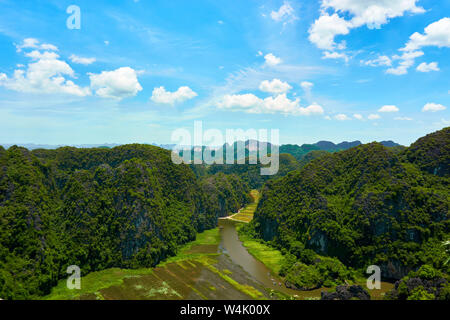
[0,0,449,146]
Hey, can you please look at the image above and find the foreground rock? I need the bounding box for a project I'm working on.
[321,285,371,300]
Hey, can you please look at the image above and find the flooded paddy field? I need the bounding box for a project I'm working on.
[44,226,288,300]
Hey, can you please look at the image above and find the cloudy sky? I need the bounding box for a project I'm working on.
[0,0,449,146]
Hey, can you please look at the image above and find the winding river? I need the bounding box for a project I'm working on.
[218,219,306,296]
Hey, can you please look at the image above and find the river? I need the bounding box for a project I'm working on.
[218,219,309,297]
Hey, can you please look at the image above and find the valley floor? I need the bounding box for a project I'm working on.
[43,190,393,300]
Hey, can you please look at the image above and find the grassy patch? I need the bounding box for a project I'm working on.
[230,190,260,223]
[146,281,182,298]
[237,226,285,275]
[43,268,154,300]
[222,269,233,275]
[159,228,221,265]
[198,256,266,300]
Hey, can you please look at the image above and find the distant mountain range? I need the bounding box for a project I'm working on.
[0,140,401,153]
[317,140,400,150]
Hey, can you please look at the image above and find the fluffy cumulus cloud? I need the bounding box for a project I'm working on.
[217,93,324,116]
[353,113,363,120]
[402,18,450,52]
[422,103,446,112]
[259,79,292,94]
[309,1,424,62]
[0,47,90,97]
[308,13,350,50]
[151,86,197,105]
[416,62,440,72]
[321,0,424,29]
[89,67,143,100]
[368,113,381,120]
[270,1,298,25]
[264,53,282,66]
[378,105,399,113]
[70,54,96,65]
[385,18,450,75]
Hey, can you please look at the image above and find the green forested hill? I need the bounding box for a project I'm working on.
[404,127,449,177]
[252,128,449,283]
[206,153,301,189]
[0,144,250,299]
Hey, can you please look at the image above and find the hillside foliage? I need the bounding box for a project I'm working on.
[252,128,449,288]
[0,144,250,299]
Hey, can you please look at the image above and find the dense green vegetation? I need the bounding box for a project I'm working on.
[0,129,446,300]
[206,153,301,189]
[0,144,250,299]
[386,264,450,300]
[250,127,449,298]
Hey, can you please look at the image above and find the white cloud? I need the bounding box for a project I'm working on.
[0,48,89,97]
[25,50,60,60]
[416,62,439,72]
[308,1,424,63]
[70,54,96,65]
[151,86,198,105]
[422,103,446,112]
[402,18,450,52]
[335,113,350,121]
[394,117,413,121]
[259,79,292,94]
[353,113,363,120]
[217,93,324,116]
[89,67,143,100]
[368,114,381,120]
[270,1,298,25]
[361,55,392,67]
[301,103,325,116]
[300,81,314,91]
[321,0,424,29]
[308,13,351,50]
[218,93,261,110]
[15,38,58,52]
[309,1,424,51]
[378,105,399,113]
[383,18,450,75]
[264,53,282,66]
[386,50,424,75]
[322,51,349,62]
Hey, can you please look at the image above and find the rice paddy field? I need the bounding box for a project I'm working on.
[224,189,260,223]
[43,227,281,300]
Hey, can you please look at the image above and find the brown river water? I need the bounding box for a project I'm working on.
[218,219,316,297]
